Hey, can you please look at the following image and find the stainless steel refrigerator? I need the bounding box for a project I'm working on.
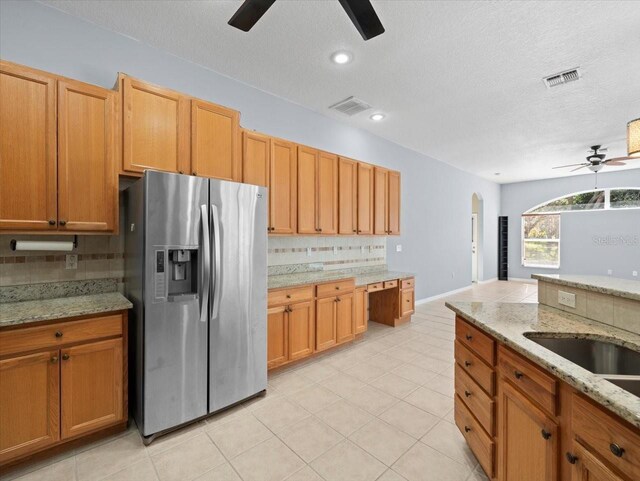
[125,171,267,443]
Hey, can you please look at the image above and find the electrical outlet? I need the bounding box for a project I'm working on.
[633,271,638,277]
[333,246,337,255]
[306,247,312,257]
[558,290,576,308]
[396,244,402,252]
[65,254,78,270]
[607,269,613,275]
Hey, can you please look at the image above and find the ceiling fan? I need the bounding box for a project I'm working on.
[552,145,636,173]
[227,0,385,41]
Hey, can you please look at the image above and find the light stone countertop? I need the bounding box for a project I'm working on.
[532,274,640,302]
[0,292,133,328]
[446,301,640,428]
[268,269,414,290]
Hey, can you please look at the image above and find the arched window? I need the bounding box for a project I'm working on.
[521,188,640,268]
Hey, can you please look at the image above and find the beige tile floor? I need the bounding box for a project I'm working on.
[3,280,537,481]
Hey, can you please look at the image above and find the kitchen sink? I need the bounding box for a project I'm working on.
[525,335,640,397]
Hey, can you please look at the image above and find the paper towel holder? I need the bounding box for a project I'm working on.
[10,235,78,251]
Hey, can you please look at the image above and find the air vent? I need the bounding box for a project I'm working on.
[543,68,581,88]
[329,96,372,116]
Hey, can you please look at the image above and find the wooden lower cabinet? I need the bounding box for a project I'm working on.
[335,292,355,344]
[498,379,558,481]
[315,296,337,352]
[354,287,368,334]
[400,287,414,317]
[267,306,288,369]
[288,301,314,362]
[572,442,626,481]
[0,312,127,467]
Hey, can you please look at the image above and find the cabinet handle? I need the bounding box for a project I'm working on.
[179,171,184,174]
[62,354,70,361]
[286,294,291,299]
[50,356,58,363]
[55,331,63,338]
[541,429,551,440]
[335,286,340,290]
[514,370,524,379]
[352,229,356,233]
[192,171,197,176]
[357,229,361,233]
[464,390,471,398]
[465,334,472,341]
[285,306,291,313]
[464,426,471,433]
[464,361,472,367]
[565,452,578,465]
[59,220,67,226]
[609,443,625,458]
[336,297,341,302]
[49,219,56,226]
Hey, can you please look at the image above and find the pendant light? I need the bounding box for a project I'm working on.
[628,118,640,157]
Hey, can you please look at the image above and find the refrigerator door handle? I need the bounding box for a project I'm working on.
[210,204,222,319]
[200,204,211,323]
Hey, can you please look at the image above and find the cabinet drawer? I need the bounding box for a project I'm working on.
[0,314,123,357]
[367,282,383,293]
[455,317,495,366]
[316,279,354,298]
[572,394,640,480]
[455,394,494,479]
[401,278,414,289]
[384,280,398,289]
[455,364,494,436]
[455,340,495,396]
[498,345,557,416]
[268,286,314,307]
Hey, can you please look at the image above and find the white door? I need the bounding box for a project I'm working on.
[471,213,478,283]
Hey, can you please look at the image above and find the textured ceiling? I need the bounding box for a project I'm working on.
[42,0,640,183]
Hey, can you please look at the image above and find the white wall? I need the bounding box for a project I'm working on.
[0,1,501,299]
[501,169,640,280]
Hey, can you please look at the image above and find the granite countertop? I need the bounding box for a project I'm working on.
[268,269,414,290]
[532,274,640,302]
[446,301,640,428]
[0,292,133,328]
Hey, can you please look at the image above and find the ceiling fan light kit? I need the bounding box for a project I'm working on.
[628,118,640,157]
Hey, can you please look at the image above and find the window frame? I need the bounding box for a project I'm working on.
[521,214,561,269]
[524,187,640,215]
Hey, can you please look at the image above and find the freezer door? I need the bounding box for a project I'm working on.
[142,171,209,436]
[209,179,268,413]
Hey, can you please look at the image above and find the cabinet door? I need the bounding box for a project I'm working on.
[316,296,337,352]
[338,157,358,235]
[354,287,368,334]
[374,167,389,235]
[317,152,338,235]
[288,301,315,361]
[498,380,558,481]
[400,288,415,317]
[242,130,270,187]
[0,350,60,463]
[0,62,57,231]
[572,442,625,481]
[122,75,190,175]
[388,170,401,235]
[57,79,117,232]
[270,139,297,234]
[336,292,355,344]
[297,145,318,234]
[191,100,240,181]
[267,306,288,368]
[61,338,123,439]
[357,163,374,234]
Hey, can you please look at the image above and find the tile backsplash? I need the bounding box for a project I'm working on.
[268,236,386,273]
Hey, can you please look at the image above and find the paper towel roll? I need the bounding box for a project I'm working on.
[12,240,75,252]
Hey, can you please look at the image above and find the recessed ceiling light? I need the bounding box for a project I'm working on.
[370,113,385,121]
[331,51,352,65]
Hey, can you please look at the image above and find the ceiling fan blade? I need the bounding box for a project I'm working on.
[552,163,587,169]
[228,0,276,32]
[604,156,633,164]
[338,0,385,40]
[604,160,627,166]
[570,165,588,172]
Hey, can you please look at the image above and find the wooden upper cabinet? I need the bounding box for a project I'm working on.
[57,79,117,233]
[0,61,57,231]
[317,152,338,235]
[297,146,318,234]
[0,350,60,464]
[357,163,374,235]
[191,100,240,181]
[338,157,358,235]
[121,75,190,175]
[60,338,123,439]
[269,138,297,234]
[242,130,270,187]
[388,170,401,235]
[373,167,389,235]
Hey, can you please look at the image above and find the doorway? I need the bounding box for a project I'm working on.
[471,193,483,283]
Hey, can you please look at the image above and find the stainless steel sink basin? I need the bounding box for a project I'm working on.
[525,335,640,397]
